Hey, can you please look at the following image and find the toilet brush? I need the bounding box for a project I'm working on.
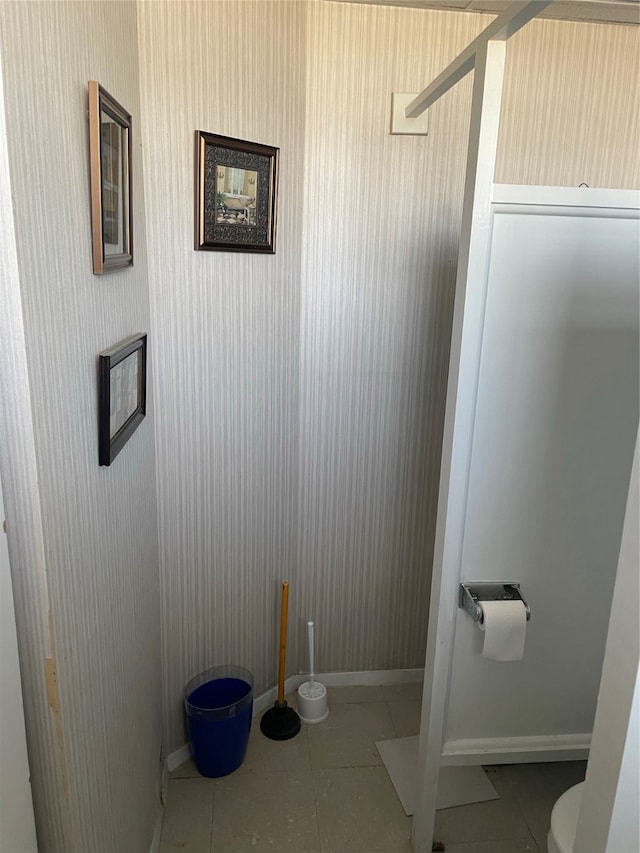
[260,581,301,740]
[297,621,328,723]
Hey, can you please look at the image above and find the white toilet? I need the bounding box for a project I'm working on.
[547,782,584,853]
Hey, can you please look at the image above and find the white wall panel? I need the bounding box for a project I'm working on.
[445,199,639,745]
[0,2,161,850]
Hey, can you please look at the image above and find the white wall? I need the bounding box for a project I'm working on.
[575,437,639,853]
[0,15,72,846]
[608,673,640,851]
[443,196,639,752]
[0,2,162,850]
[0,474,37,853]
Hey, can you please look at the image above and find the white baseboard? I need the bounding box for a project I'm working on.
[442,733,591,765]
[314,668,423,687]
[166,742,191,773]
[166,668,424,773]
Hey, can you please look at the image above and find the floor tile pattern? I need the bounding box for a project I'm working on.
[160,684,586,852]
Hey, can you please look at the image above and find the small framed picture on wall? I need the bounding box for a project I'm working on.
[98,333,147,466]
[195,131,279,253]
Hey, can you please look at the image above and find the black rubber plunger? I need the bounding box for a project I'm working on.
[260,581,301,740]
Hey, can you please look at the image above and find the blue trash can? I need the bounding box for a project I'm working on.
[184,665,254,778]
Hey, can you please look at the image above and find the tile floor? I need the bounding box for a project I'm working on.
[160,683,587,853]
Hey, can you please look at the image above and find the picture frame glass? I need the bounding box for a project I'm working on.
[215,165,259,227]
[109,349,141,439]
[100,108,126,256]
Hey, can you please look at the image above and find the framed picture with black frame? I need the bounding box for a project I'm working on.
[98,333,147,466]
[195,131,279,253]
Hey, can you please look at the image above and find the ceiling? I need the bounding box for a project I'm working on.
[329,0,640,25]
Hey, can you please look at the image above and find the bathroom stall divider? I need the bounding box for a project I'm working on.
[394,3,640,851]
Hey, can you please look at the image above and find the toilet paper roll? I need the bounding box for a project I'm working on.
[479,600,527,661]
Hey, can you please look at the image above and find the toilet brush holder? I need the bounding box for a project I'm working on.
[297,679,328,723]
[297,620,329,724]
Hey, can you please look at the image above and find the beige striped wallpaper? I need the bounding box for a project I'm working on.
[0,2,162,851]
[497,16,640,187]
[137,0,308,756]
[296,1,482,679]
[0,41,73,853]
[139,0,639,756]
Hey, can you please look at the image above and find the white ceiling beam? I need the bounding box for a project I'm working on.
[405,0,553,117]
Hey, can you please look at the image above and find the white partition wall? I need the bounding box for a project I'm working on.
[414,185,639,850]
[443,186,639,762]
[414,184,639,853]
[0,474,37,852]
[575,436,639,853]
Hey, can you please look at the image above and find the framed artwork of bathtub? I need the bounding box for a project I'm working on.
[195,131,279,253]
[98,333,147,466]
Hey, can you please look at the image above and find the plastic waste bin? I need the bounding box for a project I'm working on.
[184,665,254,778]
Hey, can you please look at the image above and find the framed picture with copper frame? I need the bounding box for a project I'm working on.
[195,131,279,254]
[88,81,133,273]
[98,334,147,466]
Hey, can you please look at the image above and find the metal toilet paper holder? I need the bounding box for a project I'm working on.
[459,582,531,625]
